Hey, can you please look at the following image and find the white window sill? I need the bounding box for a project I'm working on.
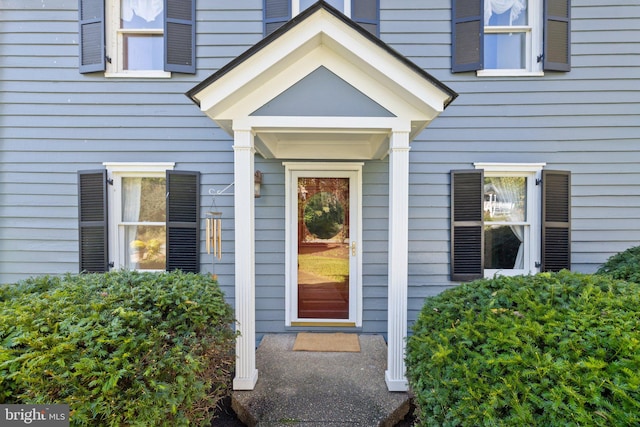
[105,71,171,79]
[477,70,545,77]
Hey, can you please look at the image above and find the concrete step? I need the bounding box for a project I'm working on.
[232,334,410,427]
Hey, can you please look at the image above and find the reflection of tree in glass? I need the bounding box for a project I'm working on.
[303,192,344,240]
[138,178,166,222]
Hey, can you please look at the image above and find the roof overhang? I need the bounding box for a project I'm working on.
[187,1,457,160]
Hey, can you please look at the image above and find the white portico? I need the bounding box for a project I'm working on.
[187,2,456,392]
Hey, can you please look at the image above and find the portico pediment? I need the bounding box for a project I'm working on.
[187,1,456,160]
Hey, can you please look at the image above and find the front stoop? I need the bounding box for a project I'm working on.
[232,334,410,427]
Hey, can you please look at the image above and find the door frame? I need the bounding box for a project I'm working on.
[284,162,363,327]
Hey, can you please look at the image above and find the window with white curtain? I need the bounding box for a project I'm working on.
[106,0,168,76]
[104,162,174,271]
[482,0,542,75]
[475,163,544,277]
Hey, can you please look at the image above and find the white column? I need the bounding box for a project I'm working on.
[386,129,410,392]
[232,128,259,390]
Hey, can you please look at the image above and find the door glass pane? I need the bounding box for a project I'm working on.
[297,178,349,319]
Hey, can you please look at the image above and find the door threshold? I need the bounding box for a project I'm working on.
[291,321,356,327]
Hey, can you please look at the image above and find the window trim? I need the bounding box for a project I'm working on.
[105,0,171,78]
[103,162,175,270]
[477,0,543,76]
[475,162,545,277]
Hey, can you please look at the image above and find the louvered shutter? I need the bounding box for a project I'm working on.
[264,0,291,36]
[451,170,484,281]
[544,0,571,71]
[451,0,483,73]
[166,171,200,273]
[164,0,196,73]
[78,0,105,73]
[541,170,571,272]
[352,0,379,37]
[78,170,109,272]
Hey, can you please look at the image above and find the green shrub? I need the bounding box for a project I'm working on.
[597,245,640,283]
[406,271,640,426]
[0,271,237,426]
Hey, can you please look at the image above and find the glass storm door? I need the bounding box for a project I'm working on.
[287,166,361,326]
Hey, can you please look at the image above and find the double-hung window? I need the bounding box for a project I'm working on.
[78,164,200,273]
[452,0,571,75]
[264,0,379,37]
[79,0,196,75]
[451,163,571,281]
[107,164,172,270]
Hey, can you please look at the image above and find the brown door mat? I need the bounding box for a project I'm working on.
[292,332,360,352]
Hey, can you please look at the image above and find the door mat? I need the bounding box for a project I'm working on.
[292,332,360,352]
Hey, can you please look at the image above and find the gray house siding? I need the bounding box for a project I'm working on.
[2,0,640,342]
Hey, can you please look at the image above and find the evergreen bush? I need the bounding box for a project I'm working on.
[406,271,640,426]
[0,271,237,426]
[597,245,640,283]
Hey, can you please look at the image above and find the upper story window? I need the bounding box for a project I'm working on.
[111,0,165,75]
[483,0,537,73]
[79,0,196,76]
[265,0,379,37]
[452,0,571,76]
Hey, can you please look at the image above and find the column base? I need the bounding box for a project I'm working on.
[385,371,409,392]
[233,369,259,390]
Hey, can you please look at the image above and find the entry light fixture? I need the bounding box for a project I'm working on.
[254,170,262,198]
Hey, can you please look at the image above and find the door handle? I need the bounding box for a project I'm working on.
[351,241,356,256]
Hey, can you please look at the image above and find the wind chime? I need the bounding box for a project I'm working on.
[206,211,222,279]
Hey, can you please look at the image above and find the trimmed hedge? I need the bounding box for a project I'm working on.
[406,271,640,426]
[597,245,640,283]
[0,271,237,426]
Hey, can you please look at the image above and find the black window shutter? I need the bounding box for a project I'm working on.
[78,0,105,73]
[541,170,571,272]
[543,0,571,71]
[352,0,379,37]
[451,170,484,281]
[451,0,483,73]
[264,0,291,36]
[166,170,200,273]
[78,170,109,272]
[164,0,196,73]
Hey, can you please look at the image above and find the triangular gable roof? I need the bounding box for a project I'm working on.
[186,0,457,159]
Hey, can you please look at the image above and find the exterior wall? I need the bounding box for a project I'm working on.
[380,0,640,324]
[2,0,639,340]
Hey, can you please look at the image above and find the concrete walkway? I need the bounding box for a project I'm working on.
[232,334,410,427]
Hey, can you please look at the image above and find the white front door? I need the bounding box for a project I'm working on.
[285,163,362,327]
